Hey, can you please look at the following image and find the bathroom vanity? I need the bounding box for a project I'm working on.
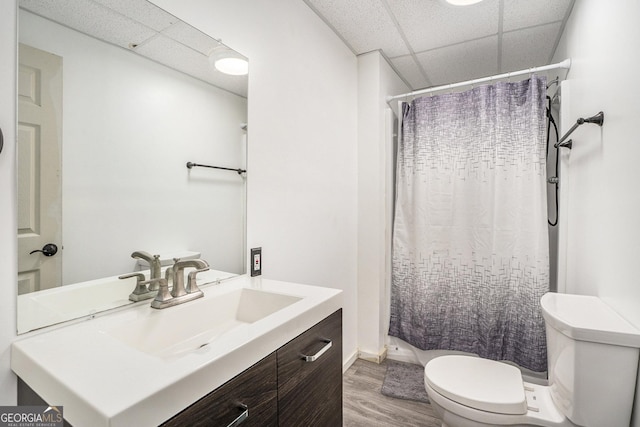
[162,309,342,426]
[12,276,343,426]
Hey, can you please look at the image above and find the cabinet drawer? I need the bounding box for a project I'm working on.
[161,352,278,427]
[277,309,342,426]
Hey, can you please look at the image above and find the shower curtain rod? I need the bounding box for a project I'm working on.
[386,58,571,103]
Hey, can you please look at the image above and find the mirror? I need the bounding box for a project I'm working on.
[17,0,248,333]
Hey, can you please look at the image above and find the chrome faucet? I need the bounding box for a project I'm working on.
[131,251,162,291]
[171,259,209,298]
[151,258,210,309]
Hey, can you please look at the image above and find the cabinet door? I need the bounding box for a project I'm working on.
[277,309,342,426]
[162,352,278,427]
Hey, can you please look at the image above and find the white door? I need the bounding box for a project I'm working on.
[17,43,63,294]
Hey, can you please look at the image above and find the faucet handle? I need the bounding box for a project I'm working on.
[186,266,210,294]
[119,272,155,302]
[119,272,146,291]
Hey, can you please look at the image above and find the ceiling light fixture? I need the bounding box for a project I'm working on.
[445,0,484,5]
[209,48,248,76]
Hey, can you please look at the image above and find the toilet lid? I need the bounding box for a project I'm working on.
[424,355,528,415]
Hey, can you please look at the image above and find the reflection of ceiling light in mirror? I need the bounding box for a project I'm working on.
[209,48,248,76]
[215,57,249,75]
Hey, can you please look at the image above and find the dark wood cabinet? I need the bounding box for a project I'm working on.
[277,309,342,426]
[161,352,278,427]
[166,309,343,426]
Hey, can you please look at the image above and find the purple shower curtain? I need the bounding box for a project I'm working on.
[389,76,550,372]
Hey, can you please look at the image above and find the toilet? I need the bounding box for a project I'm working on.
[423,292,640,427]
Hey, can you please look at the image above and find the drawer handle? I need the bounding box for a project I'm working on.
[227,403,248,427]
[302,339,332,362]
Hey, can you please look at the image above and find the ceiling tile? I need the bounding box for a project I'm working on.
[304,0,575,91]
[386,0,500,53]
[92,0,177,32]
[20,0,156,49]
[390,55,429,90]
[417,35,499,87]
[20,0,245,97]
[20,0,87,21]
[134,33,208,79]
[305,0,410,57]
[162,21,224,57]
[503,0,573,32]
[501,22,562,73]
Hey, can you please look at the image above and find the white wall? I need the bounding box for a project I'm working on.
[20,11,247,285]
[0,0,358,403]
[553,0,640,342]
[552,1,640,424]
[357,51,408,361]
[0,0,17,405]
[147,0,360,365]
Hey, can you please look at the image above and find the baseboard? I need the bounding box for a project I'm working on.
[343,349,359,373]
[358,347,388,364]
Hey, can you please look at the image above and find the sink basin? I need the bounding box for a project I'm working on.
[106,288,302,359]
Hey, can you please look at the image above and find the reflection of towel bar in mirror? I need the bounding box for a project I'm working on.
[186,162,246,175]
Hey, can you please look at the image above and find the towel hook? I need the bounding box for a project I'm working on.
[555,111,604,149]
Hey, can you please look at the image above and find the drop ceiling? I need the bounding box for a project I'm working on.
[19,0,248,98]
[21,0,575,97]
[304,0,575,91]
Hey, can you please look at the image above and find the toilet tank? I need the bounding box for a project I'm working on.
[541,293,640,427]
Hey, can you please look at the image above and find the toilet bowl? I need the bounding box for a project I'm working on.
[422,293,640,427]
[424,355,574,427]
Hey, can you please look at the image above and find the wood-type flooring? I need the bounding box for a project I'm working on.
[343,358,441,427]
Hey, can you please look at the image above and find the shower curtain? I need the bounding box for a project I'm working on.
[389,76,549,372]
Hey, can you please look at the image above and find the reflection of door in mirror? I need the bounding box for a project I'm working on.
[17,43,62,295]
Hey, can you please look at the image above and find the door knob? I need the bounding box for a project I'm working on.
[30,243,58,257]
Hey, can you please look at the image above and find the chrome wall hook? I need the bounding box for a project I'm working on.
[556,139,573,150]
[581,111,605,126]
[555,111,604,149]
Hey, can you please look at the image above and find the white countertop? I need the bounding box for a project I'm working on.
[12,275,342,427]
